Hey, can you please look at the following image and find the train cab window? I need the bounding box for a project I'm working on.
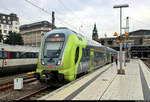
[44,34,65,58]
[75,47,79,64]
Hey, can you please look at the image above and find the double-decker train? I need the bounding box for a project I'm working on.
[0,44,39,75]
[35,27,117,82]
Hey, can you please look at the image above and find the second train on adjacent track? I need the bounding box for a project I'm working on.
[35,27,117,82]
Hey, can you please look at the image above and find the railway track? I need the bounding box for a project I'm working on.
[0,79,65,100]
[15,86,50,100]
[0,71,67,100]
[15,82,67,100]
[0,72,34,84]
[0,76,37,93]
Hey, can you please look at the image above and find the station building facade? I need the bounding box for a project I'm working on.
[98,29,150,58]
[20,21,54,47]
[99,30,150,47]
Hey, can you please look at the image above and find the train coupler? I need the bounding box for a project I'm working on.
[34,72,40,79]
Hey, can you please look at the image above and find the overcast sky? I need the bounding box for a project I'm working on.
[0,0,150,39]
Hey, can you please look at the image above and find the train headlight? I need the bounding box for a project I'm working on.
[57,60,61,66]
[41,59,45,65]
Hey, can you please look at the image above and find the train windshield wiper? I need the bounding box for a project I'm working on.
[44,56,56,58]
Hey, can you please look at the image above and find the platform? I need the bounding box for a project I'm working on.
[38,59,150,100]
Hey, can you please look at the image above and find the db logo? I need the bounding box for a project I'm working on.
[4,60,7,65]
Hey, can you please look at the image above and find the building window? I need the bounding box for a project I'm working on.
[134,38,143,45]
[9,21,11,24]
[3,16,5,19]
[3,20,6,23]
[8,17,10,20]
[107,40,113,45]
[3,25,7,29]
[4,30,7,33]
[9,25,12,30]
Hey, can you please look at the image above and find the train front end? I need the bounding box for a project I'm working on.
[35,30,66,82]
[35,28,81,83]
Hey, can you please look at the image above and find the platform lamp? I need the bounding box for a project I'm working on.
[113,32,119,66]
[124,32,128,66]
[113,4,129,74]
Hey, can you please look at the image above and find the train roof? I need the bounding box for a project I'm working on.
[0,43,39,52]
[51,27,105,48]
[106,47,117,53]
[47,27,117,51]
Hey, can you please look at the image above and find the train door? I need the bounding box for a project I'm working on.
[104,52,106,64]
[109,52,111,63]
[90,49,94,72]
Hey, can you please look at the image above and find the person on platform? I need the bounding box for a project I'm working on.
[111,55,114,66]
[115,55,118,66]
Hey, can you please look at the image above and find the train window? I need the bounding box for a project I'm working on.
[4,51,8,59]
[0,51,2,59]
[87,49,90,56]
[75,47,79,64]
[44,42,63,58]
[0,51,8,59]
[16,52,21,58]
[28,53,31,58]
[82,48,85,57]
[35,52,38,58]
[30,52,35,58]
[0,51,38,59]
[20,52,27,58]
[31,53,35,58]
[84,48,89,57]
[9,52,17,59]
[20,52,37,58]
[44,34,64,58]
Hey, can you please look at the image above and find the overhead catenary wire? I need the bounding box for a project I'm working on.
[56,0,93,37]
[56,0,84,25]
[0,7,35,24]
[129,17,150,27]
[25,0,86,35]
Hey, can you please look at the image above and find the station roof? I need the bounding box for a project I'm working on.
[129,29,150,36]
[20,21,54,30]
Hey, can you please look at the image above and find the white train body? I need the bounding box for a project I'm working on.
[0,44,39,74]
